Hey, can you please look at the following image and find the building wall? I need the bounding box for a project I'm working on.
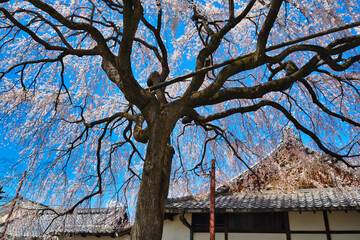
[289,210,360,240]
[327,211,360,240]
[228,233,286,240]
[162,213,191,240]
[162,210,359,240]
[60,210,360,240]
[290,234,327,240]
[193,233,287,240]
[190,210,359,240]
[289,211,325,230]
[327,211,360,230]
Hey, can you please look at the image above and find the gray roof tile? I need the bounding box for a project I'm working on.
[166,188,360,213]
[0,198,128,238]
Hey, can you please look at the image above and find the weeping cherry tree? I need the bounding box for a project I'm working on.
[1,0,360,239]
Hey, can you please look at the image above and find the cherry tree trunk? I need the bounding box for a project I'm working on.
[130,114,176,240]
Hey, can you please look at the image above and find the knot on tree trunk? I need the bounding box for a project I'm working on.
[182,109,203,124]
[133,114,149,143]
[147,71,167,105]
[101,58,120,85]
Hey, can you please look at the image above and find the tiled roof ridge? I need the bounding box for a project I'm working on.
[0,203,129,238]
[73,207,124,213]
[0,197,130,238]
[0,196,49,209]
[0,197,125,214]
[167,186,360,203]
[167,190,239,203]
[215,128,342,193]
[165,187,360,212]
[32,207,124,216]
[167,195,197,203]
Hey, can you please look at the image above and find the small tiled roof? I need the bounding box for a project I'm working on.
[51,208,128,236]
[166,129,360,213]
[216,129,359,192]
[0,198,128,238]
[166,188,360,213]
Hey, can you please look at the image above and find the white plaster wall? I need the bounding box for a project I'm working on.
[291,234,327,240]
[228,233,286,240]
[289,211,325,231]
[162,213,191,240]
[331,234,360,240]
[60,211,360,240]
[328,211,360,230]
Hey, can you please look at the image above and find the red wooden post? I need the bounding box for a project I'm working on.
[209,159,215,240]
[1,171,27,240]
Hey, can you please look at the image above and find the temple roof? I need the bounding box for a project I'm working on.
[166,188,360,213]
[166,129,360,213]
[217,128,360,192]
[0,197,128,238]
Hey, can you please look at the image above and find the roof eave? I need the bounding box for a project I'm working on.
[165,206,360,214]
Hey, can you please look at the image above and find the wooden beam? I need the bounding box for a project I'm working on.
[209,159,216,240]
[284,212,291,240]
[323,211,331,240]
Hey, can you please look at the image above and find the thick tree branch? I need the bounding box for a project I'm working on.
[189,100,359,167]
[256,0,283,58]
[191,55,321,107]
[266,101,360,167]
[191,31,360,107]
[183,0,257,96]
[0,7,98,56]
[101,58,150,109]
[148,21,360,92]
[119,0,143,59]
[186,0,283,103]
[141,6,169,81]
[27,0,114,60]
[229,0,234,20]
[133,115,149,143]
[299,79,360,127]
[191,102,266,123]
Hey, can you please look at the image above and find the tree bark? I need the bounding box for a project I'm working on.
[130,111,176,240]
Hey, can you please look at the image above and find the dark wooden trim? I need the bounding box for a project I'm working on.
[292,230,330,234]
[329,231,360,234]
[180,211,192,229]
[210,159,215,240]
[284,212,291,240]
[193,212,287,233]
[224,213,228,240]
[290,230,360,234]
[165,207,360,214]
[190,214,194,240]
[179,211,193,240]
[194,229,286,233]
[191,211,360,237]
[323,211,331,240]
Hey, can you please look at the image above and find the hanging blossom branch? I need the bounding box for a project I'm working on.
[147,20,360,91]
[187,99,360,168]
